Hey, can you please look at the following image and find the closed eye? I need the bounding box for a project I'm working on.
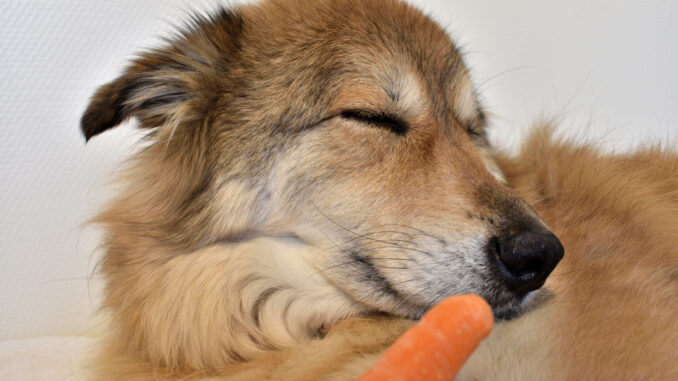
[340,110,408,135]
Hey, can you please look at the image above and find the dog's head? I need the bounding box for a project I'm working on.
[83,0,562,320]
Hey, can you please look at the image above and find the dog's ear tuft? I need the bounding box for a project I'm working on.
[81,7,244,142]
[81,73,135,141]
[80,49,202,142]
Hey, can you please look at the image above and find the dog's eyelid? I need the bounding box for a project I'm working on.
[340,109,408,135]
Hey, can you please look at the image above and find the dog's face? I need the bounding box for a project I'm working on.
[83,0,562,321]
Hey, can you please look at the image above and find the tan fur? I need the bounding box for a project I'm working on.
[81,0,677,379]
[458,129,678,380]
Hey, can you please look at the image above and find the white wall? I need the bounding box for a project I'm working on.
[1,0,676,340]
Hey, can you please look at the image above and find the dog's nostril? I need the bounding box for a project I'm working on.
[491,230,564,295]
[490,236,502,257]
[521,258,543,275]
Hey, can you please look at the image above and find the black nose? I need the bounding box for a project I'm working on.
[490,230,564,295]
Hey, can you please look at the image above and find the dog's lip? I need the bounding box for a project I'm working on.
[493,288,554,320]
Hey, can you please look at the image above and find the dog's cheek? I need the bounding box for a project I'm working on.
[387,236,495,299]
[212,180,276,237]
[265,128,393,214]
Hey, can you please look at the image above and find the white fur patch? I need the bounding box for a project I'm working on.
[395,70,427,112]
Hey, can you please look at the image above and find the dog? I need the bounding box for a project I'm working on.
[81,0,678,379]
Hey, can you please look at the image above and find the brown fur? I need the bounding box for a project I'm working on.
[459,129,678,380]
[82,0,677,379]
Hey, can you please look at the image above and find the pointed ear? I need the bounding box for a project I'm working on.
[81,50,192,141]
[80,71,135,141]
[81,8,243,141]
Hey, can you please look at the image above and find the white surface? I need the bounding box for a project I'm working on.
[1,0,676,341]
[0,337,92,381]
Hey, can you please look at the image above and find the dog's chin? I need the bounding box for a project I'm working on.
[491,288,554,321]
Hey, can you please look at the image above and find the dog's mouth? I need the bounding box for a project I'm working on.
[490,288,554,320]
[378,285,553,322]
[322,225,562,322]
[342,249,554,322]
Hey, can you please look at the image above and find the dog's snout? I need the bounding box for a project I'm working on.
[490,230,564,295]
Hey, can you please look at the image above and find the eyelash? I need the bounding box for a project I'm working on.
[340,110,408,135]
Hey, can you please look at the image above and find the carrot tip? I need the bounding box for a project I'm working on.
[358,294,494,381]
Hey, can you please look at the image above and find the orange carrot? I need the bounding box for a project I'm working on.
[358,294,494,381]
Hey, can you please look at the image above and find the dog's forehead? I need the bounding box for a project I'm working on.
[328,69,427,114]
[336,5,477,121]
[241,0,480,126]
[325,40,479,127]
[317,1,477,122]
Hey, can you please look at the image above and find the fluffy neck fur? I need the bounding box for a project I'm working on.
[100,233,364,372]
